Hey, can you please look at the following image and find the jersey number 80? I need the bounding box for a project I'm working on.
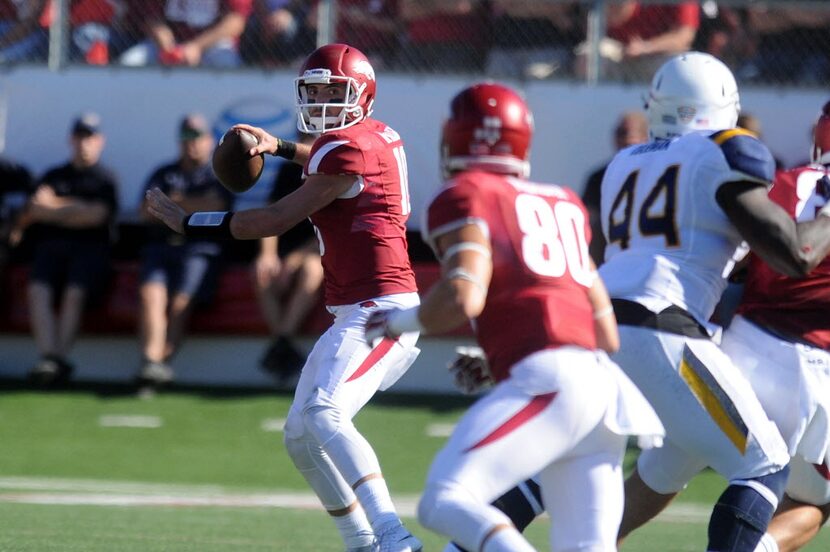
[515,194,593,287]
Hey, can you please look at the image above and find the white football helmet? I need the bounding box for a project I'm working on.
[645,52,740,140]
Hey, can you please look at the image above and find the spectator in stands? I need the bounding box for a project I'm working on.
[396,0,490,73]
[581,110,648,265]
[120,0,252,68]
[239,0,314,68]
[0,156,33,305]
[692,1,753,70]
[136,113,233,395]
[576,0,699,82]
[38,0,127,65]
[336,0,400,70]
[0,0,48,64]
[739,5,830,85]
[486,0,584,80]
[254,132,322,389]
[20,113,119,386]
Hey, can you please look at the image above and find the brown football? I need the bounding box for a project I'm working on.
[211,128,265,193]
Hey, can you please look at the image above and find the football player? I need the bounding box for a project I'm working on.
[146,44,422,552]
[444,102,830,552]
[604,53,830,552]
[364,82,664,552]
[728,102,830,552]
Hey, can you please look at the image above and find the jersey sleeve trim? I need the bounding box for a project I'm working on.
[711,128,756,145]
[308,140,351,174]
[337,176,365,199]
[424,217,491,257]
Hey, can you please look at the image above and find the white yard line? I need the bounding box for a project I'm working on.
[0,476,711,522]
[98,415,163,428]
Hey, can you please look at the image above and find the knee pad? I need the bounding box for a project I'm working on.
[417,484,443,530]
[284,432,315,470]
[302,400,344,447]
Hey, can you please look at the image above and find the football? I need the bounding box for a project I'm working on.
[211,128,265,193]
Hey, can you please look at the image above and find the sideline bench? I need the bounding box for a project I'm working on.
[0,261,470,337]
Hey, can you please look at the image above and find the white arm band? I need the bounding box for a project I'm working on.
[819,202,830,218]
[445,267,488,296]
[387,306,424,335]
[441,242,491,263]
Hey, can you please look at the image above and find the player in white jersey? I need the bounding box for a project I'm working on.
[600,53,830,551]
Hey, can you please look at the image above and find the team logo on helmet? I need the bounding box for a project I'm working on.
[353,60,375,81]
[473,117,502,147]
[677,105,696,123]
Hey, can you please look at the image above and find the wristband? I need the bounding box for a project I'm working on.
[387,306,425,335]
[819,202,830,219]
[183,211,235,240]
[275,138,297,160]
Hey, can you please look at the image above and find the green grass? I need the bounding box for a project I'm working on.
[1,383,829,551]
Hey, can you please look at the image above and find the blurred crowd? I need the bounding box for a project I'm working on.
[0,111,321,394]
[1,0,829,85]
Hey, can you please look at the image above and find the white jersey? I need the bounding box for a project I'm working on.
[599,128,776,325]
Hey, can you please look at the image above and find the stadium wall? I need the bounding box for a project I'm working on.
[2,67,826,220]
[1,68,826,394]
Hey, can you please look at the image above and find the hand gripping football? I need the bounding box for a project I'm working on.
[212,128,265,193]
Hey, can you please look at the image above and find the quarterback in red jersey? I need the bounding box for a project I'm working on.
[720,102,830,552]
[146,44,422,552]
[364,82,662,552]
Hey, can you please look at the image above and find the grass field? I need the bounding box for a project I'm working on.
[1,382,828,551]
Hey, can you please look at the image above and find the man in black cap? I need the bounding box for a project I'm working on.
[136,113,234,395]
[19,112,119,386]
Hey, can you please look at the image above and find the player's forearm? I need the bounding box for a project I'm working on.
[229,203,309,240]
[792,215,830,272]
[274,138,312,166]
[587,273,619,353]
[418,279,485,335]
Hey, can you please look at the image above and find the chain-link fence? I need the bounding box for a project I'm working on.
[2,1,829,86]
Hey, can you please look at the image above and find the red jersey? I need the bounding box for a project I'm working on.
[425,171,597,380]
[738,165,830,349]
[304,118,417,306]
[608,2,699,43]
[129,0,252,42]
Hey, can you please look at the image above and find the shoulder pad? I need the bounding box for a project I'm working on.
[709,129,775,184]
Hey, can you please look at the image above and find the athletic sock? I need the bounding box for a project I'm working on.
[354,477,398,532]
[333,508,375,549]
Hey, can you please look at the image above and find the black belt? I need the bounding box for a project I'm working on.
[612,298,710,339]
